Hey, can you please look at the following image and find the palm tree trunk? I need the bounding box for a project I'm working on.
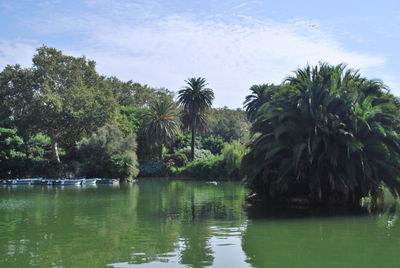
[191,119,196,161]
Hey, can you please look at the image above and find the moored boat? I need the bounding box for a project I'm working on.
[96,179,119,184]
[62,179,82,185]
[14,179,33,185]
[82,178,98,184]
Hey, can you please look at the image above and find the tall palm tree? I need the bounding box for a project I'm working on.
[178,77,214,160]
[143,99,181,159]
[242,63,400,207]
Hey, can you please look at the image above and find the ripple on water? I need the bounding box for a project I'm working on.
[0,200,31,210]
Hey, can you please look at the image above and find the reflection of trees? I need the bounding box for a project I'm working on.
[0,184,141,267]
[180,222,214,268]
[0,179,247,267]
[242,205,400,268]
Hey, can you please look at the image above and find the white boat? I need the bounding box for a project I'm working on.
[14,179,32,185]
[97,179,119,184]
[82,178,98,184]
[62,179,82,185]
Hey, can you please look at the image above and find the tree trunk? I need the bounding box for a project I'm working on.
[191,119,196,161]
[51,137,61,163]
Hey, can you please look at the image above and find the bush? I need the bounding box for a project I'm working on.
[138,159,167,177]
[164,152,188,167]
[172,134,203,151]
[221,141,247,179]
[202,135,225,154]
[177,146,214,160]
[76,125,139,179]
[181,155,227,178]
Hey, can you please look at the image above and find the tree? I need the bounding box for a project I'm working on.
[242,63,400,207]
[31,46,118,162]
[76,124,139,179]
[206,107,250,143]
[142,99,181,159]
[0,119,26,178]
[243,84,279,122]
[106,76,175,107]
[0,65,37,140]
[178,77,214,161]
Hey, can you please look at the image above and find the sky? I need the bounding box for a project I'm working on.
[0,0,399,108]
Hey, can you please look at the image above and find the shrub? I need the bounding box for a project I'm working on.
[221,141,247,179]
[202,135,225,154]
[181,155,226,178]
[164,152,188,167]
[138,159,167,177]
[172,134,203,151]
[76,125,139,179]
[177,146,214,160]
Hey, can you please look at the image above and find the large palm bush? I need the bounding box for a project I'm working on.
[243,83,280,122]
[178,77,214,160]
[242,63,400,206]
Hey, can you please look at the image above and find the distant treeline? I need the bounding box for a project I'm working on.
[0,46,249,179]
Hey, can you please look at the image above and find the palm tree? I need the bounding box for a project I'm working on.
[178,77,214,161]
[142,99,181,159]
[242,63,400,207]
[243,83,278,122]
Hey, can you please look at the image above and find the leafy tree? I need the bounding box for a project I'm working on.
[142,99,181,159]
[178,77,214,161]
[106,76,175,107]
[206,107,250,143]
[120,106,148,133]
[242,63,400,207]
[0,65,36,140]
[30,46,118,163]
[0,119,26,178]
[76,125,139,179]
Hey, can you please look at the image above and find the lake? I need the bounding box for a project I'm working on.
[0,178,399,267]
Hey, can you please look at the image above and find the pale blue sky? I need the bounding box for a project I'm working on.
[1,0,399,108]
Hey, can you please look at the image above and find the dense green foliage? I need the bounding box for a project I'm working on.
[243,84,280,122]
[221,141,247,178]
[76,125,139,179]
[207,107,250,142]
[179,155,226,178]
[0,125,26,178]
[242,63,400,206]
[142,99,181,159]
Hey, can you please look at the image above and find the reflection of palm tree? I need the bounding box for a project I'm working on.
[178,77,214,160]
[180,222,214,268]
[142,99,181,159]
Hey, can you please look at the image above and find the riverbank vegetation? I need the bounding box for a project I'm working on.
[1,47,399,207]
[0,46,249,180]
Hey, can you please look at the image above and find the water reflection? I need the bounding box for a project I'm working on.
[0,180,399,268]
[242,203,400,268]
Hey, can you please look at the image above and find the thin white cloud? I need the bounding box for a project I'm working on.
[80,15,385,107]
[0,13,387,108]
[0,41,36,69]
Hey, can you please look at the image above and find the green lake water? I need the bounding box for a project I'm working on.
[0,178,399,268]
